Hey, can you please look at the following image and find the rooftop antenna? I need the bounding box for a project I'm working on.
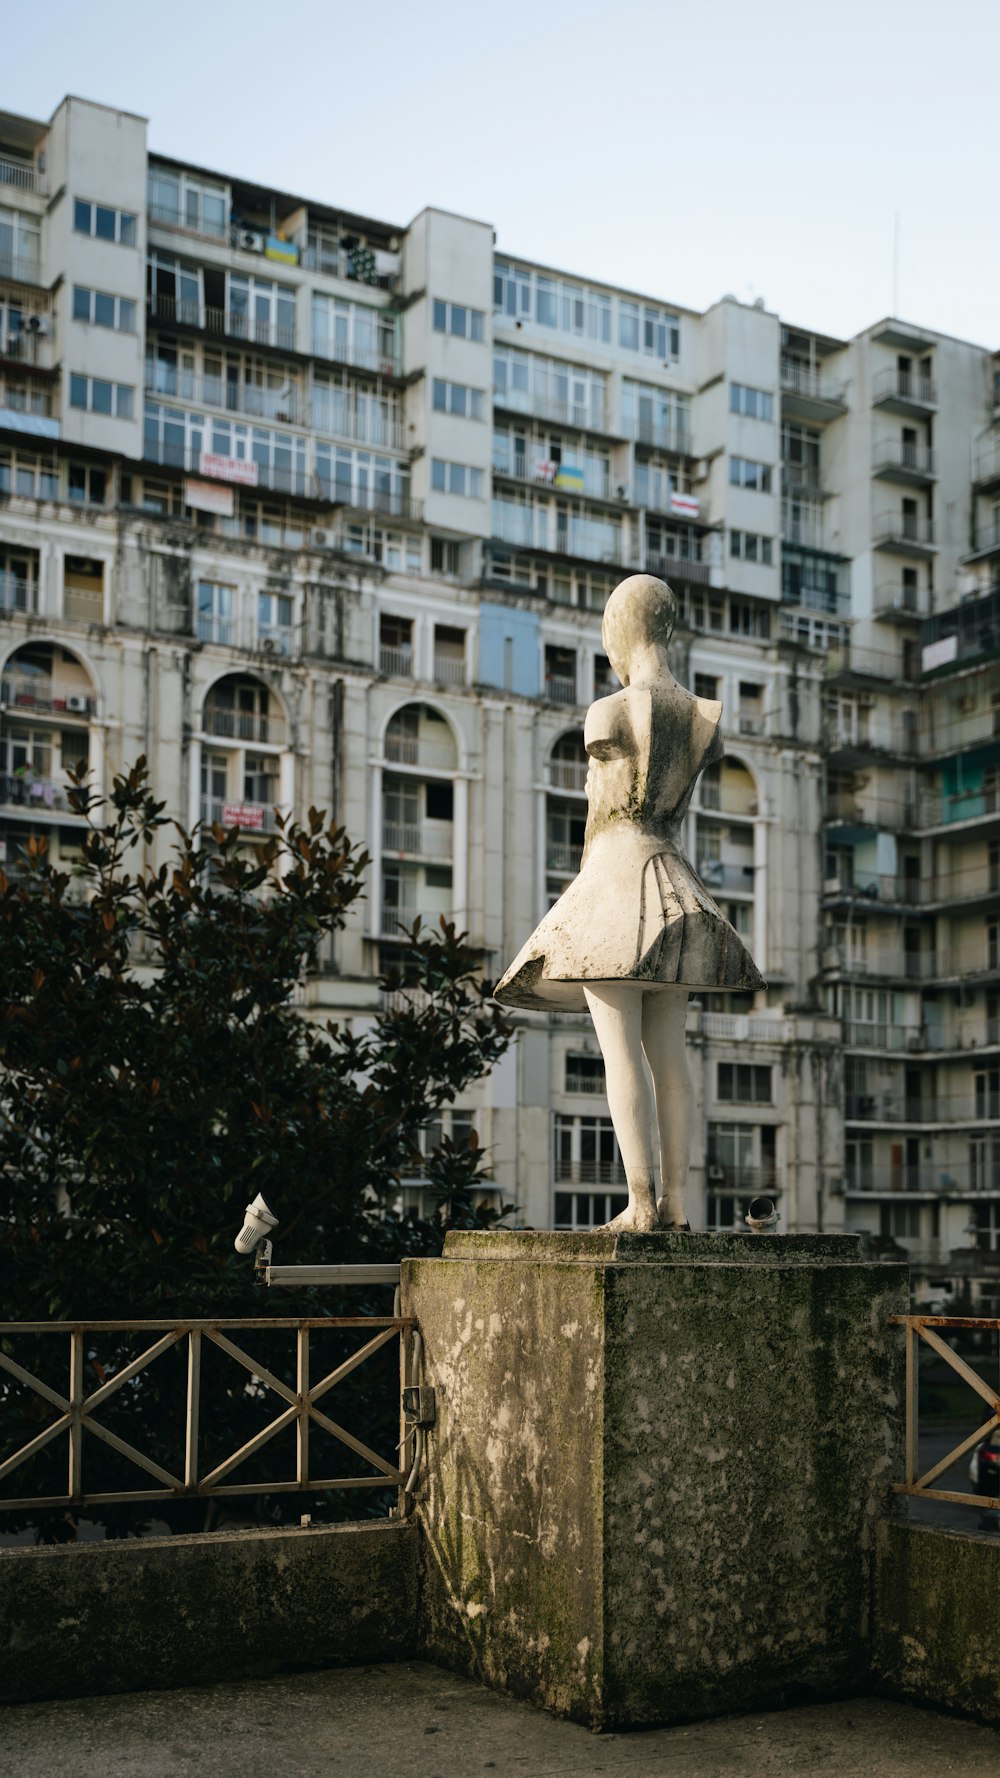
[893,211,900,317]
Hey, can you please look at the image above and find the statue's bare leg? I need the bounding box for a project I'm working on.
[583,984,659,1232]
[641,986,692,1228]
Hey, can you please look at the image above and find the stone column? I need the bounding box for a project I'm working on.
[403,1230,906,1730]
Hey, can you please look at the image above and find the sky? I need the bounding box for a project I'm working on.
[10,0,1000,346]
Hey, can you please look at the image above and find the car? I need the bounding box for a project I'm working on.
[969,1428,1000,1529]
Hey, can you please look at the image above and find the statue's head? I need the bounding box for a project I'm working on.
[602,574,676,684]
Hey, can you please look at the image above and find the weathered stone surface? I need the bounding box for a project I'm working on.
[405,1234,907,1729]
[446,1229,865,1265]
[1,1519,417,1703]
[872,1521,1000,1724]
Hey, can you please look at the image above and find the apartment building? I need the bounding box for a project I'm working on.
[0,94,995,1304]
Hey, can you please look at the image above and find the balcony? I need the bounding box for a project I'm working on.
[873,512,936,557]
[492,457,616,502]
[547,841,583,874]
[967,521,1000,560]
[201,706,280,745]
[0,675,94,717]
[843,1023,926,1053]
[873,582,926,623]
[311,399,404,450]
[149,294,297,355]
[491,503,626,567]
[384,733,457,772]
[195,614,294,657]
[872,442,936,486]
[494,386,609,434]
[872,368,937,414]
[548,757,589,792]
[698,1012,796,1041]
[705,1166,781,1194]
[918,787,1000,830]
[433,652,466,687]
[781,509,826,550]
[0,774,84,816]
[0,378,59,441]
[330,485,422,524]
[144,437,308,498]
[200,797,282,835]
[545,674,578,706]
[553,1157,627,1187]
[973,441,1000,494]
[0,251,40,285]
[0,158,46,197]
[779,360,849,422]
[379,644,412,677]
[380,905,447,939]
[845,1093,1000,1125]
[824,641,912,683]
[310,334,401,378]
[645,553,711,586]
[844,1166,967,1194]
[302,242,399,294]
[145,366,308,427]
[621,416,692,453]
[0,572,37,615]
[699,781,758,818]
[696,860,756,893]
[822,794,917,830]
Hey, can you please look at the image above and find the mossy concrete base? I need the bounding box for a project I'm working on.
[873,1521,1000,1724]
[404,1231,907,1730]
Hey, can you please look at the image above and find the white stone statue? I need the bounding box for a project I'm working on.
[495,574,765,1232]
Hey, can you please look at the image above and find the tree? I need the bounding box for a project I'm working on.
[0,761,512,1534]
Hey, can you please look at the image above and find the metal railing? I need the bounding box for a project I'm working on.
[0,159,46,195]
[645,553,711,585]
[0,774,80,814]
[696,860,756,892]
[143,437,309,498]
[381,821,427,854]
[620,416,692,452]
[200,797,282,834]
[0,676,94,716]
[825,865,1000,907]
[873,582,925,619]
[0,378,55,417]
[554,1159,627,1187]
[149,294,298,353]
[874,512,936,549]
[845,1093,1000,1124]
[494,387,608,432]
[0,1300,417,1517]
[546,841,583,874]
[492,458,615,501]
[873,442,936,478]
[699,1012,796,1041]
[329,486,421,523]
[974,442,1000,487]
[144,368,308,427]
[700,781,758,817]
[0,573,36,615]
[379,644,412,677]
[892,1315,999,1516]
[545,674,578,706]
[310,336,401,377]
[873,368,937,407]
[548,758,588,791]
[202,707,280,744]
[384,734,457,771]
[0,252,41,286]
[779,360,847,404]
[433,653,466,686]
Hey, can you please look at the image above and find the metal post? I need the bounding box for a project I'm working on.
[185,1329,201,1491]
[296,1325,309,1488]
[905,1318,918,1486]
[68,1328,84,1501]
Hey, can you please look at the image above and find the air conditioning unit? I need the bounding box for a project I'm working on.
[311,529,330,547]
[237,229,265,253]
[906,1033,924,1052]
[708,1164,725,1182]
[26,314,49,335]
[65,695,89,714]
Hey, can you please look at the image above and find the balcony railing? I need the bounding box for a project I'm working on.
[779,361,847,405]
[873,368,937,408]
[0,159,46,196]
[433,653,466,686]
[200,797,282,834]
[547,841,583,874]
[545,674,578,705]
[0,573,36,615]
[149,294,297,353]
[0,1299,416,1518]
[0,251,40,286]
[873,442,936,478]
[553,1158,627,1187]
[645,553,711,585]
[0,378,55,417]
[328,484,421,523]
[0,774,81,814]
[825,642,911,682]
[874,512,936,550]
[548,758,589,791]
[873,582,925,620]
[698,1012,796,1041]
[492,457,617,502]
[384,734,457,772]
[565,1069,607,1095]
[0,676,94,716]
[144,437,308,498]
[826,864,1000,908]
[845,1166,983,1194]
[310,335,401,377]
[379,644,412,677]
[145,366,308,426]
[195,615,293,657]
[311,400,404,450]
[696,861,756,893]
[919,787,1000,829]
[843,1023,926,1053]
[621,416,692,453]
[974,442,1000,487]
[705,1167,781,1193]
[302,244,399,293]
[380,905,443,937]
[201,706,279,744]
[970,522,1000,557]
[699,781,758,817]
[781,509,826,550]
[846,1094,1000,1124]
[382,821,423,853]
[494,386,608,432]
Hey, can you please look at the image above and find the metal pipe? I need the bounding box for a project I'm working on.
[404,1330,425,1494]
[745,1195,780,1235]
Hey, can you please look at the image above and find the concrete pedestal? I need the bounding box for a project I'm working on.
[402,1231,907,1730]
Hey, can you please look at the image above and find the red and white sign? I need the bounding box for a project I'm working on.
[222,803,265,830]
[185,477,235,517]
[670,492,701,520]
[199,452,259,488]
[533,460,556,482]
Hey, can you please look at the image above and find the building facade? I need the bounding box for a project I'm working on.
[0,95,996,1305]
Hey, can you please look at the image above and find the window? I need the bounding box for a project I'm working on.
[72,286,137,332]
[618,300,639,351]
[73,199,136,246]
[0,447,59,500]
[730,530,774,565]
[311,295,397,372]
[67,463,107,505]
[717,1063,772,1104]
[493,262,613,344]
[196,580,235,647]
[553,1114,623,1185]
[694,674,719,700]
[432,379,485,421]
[69,375,134,419]
[553,1190,627,1229]
[566,1053,606,1095]
[0,206,40,279]
[494,346,607,431]
[730,457,772,493]
[147,167,227,238]
[730,383,774,422]
[432,299,485,342]
[728,599,771,639]
[621,381,690,451]
[431,459,484,498]
[258,591,293,655]
[315,443,410,513]
[431,537,460,576]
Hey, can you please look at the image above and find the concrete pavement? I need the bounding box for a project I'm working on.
[5,1660,999,1778]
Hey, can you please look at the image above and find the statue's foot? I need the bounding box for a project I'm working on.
[594,1199,661,1234]
[656,1195,691,1231]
